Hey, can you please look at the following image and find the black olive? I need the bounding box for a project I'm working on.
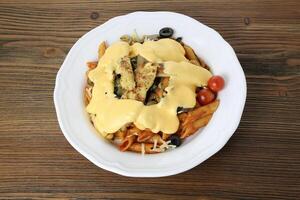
[87,78,94,86]
[144,77,161,105]
[177,107,183,113]
[169,134,181,147]
[196,87,204,93]
[177,107,191,114]
[175,37,182,43]
[114,87,122,98]
[159,27,174,38]
[114,74,122,98]
[149,77,161,92]
[130,56,137,70]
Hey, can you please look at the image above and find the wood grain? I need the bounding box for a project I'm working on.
[0,0,299,199]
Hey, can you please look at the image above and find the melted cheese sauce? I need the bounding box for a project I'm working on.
[86,39,212,136]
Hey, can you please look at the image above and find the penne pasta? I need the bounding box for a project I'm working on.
[182,100,219,127]
[84,95,89,106]
[198,57,208,69]
[162,133,170,141]
[193,114,213,129]
[119,135,136,152]
[179,114,212,139]
[84,86,92,105]
[127,126,142,136]
[114,130,127,141]
[190,59,201,66]
[137,130,154,142]
[178,112,188,121]
[86,61,98,69]
[105,133,114,140]
[183,44,198,61]
[183,44,209,69]
[98,41,107,59]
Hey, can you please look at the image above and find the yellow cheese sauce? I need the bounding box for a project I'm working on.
[86,38,212,136]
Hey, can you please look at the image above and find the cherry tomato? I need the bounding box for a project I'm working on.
[196,88,215,105]
[208,75,225,92]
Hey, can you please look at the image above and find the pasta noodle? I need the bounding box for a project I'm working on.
[119,135,136,152]
[190,59,201,66]
[84,86,92,105]
[98,41,107,59]
[183,44,201,66]
[87,61,98,69]
[127,126,142,136]
[179,114,213,139]
[162,133,170,141]
[183,100,219,127]
[198,57,208,69]
[137,130,154,142]
[114,130,127,141]
[105,133,114,140]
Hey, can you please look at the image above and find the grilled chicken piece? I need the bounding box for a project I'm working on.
[134,62,158,102]
[122,56,158,102]
[114,57,136,97]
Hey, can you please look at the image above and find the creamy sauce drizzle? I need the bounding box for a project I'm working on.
[86,39,212,136]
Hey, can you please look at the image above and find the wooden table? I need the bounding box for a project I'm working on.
[0,0,299,199]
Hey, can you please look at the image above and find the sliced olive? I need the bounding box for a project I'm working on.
[144,77,161,105]
[175,37,182,43]
[146,100,158,106]
[177,107,183,113]
[149,77,161,92]
[114,74,122,98]
[130,56,137,70]
[177,107,191,114]
[87,78,94,86]
[169,134,181,147]
[159,27,174,38]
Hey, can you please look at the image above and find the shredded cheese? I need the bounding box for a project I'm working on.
[153,139,158,150]
[141,143,145,155]
[150,138,162,152]
[156,140,177,152]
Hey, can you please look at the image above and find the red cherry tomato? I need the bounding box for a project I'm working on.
[208,75,225,92]
[196,88,215,105]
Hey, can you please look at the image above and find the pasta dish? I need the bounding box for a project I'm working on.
[84,28,224,154]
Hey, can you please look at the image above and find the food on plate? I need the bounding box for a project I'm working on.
[84,27,225,154]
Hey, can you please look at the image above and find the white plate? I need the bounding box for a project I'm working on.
[54,11,246,177]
